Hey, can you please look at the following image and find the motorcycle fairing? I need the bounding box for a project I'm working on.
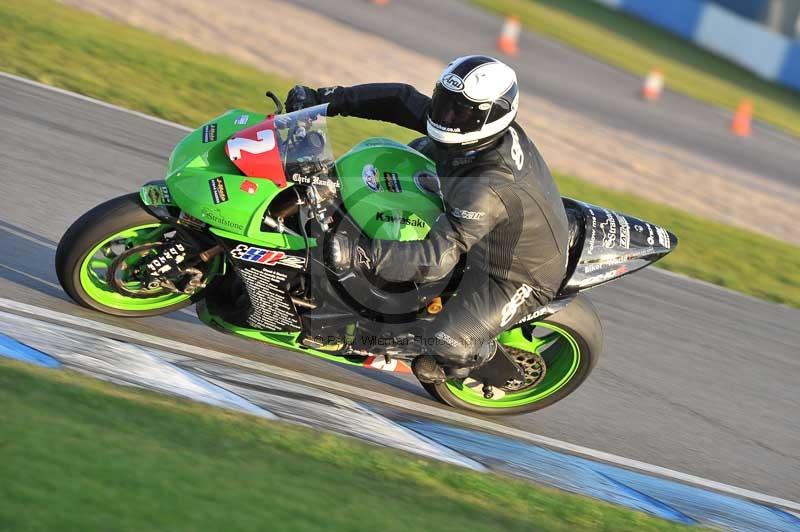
[225,243,306,332]
[167,109,266,175]
[197,300,414,373]
[561,199,678,293]
[335,138,443,241]
[160,109,304,243]
[225,117,288,188]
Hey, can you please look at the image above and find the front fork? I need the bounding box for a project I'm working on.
[138,181,226,295]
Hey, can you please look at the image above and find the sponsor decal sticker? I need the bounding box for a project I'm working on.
[615,213,630,249]
[413,170,441,196]
[383,172,402,193]
[202,122,218,143]
[208,176,229,204]
[290,173,340,190]
[517,306,551,324]
[178,211,205,229]
[508,127,525,170]
[431,123,461,133]
[440,73,465,92]
[645,223,655,246]
[201,207,243,231]
[144,184,172,205]
[580,265,628,287]
[226,129,276,160]
[451,155,475,167]
[362,164,381,192]
[234,114,249,126]
[434,331,459,347]
[375,211,426,228]
[600,208,617,249]
[583,263,606,274]
[240,180,258,195]
[451,207,485,220]
[656,226,671,249]
[500,284,534,327]
[587,209,598,255]
[356,246,372,269]
[230,244,306,269]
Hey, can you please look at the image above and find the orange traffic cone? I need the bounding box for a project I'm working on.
[731,100,753,137]
[497,16,521,56]
[641,68,664,101]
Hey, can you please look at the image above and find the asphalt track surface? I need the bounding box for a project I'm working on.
[1,74,799,502]
[293,0,800,189]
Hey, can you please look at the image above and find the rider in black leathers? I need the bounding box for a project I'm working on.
[285,56,570,383]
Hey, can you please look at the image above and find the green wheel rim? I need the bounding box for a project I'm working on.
[445,322,581,408]
[79,223,191,311]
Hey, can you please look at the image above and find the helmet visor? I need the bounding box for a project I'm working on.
[428,84,489,134]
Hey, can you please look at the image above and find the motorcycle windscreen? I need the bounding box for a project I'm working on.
[225,105,335,190]
[562,201,677,293]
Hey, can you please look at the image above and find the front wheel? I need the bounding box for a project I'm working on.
[55,193,202,317]
[423,295,602,415]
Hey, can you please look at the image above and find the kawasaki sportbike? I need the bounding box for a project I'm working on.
[56,94,677,415]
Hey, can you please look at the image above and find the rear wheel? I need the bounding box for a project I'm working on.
[423,295,602,415]
[55,194,201,317]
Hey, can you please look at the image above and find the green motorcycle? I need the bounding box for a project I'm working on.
[55,95,677,415]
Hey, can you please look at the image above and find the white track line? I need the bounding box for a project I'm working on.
[0,297,797,513]
[4,70,797,309]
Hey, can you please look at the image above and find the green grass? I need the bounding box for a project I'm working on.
[0,0,416,152]
[471,0,800,138]
[0,359,694,532]
[1,0,798,307]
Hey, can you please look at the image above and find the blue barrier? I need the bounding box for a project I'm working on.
[593,0,800,93]
[696,3,790,79]
[779,42,800,91]
[621,0,705,40]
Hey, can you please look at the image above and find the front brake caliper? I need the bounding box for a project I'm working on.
[145,243,187,278]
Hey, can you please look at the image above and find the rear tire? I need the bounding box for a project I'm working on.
[423,295,602,415]
[55,193,196,317]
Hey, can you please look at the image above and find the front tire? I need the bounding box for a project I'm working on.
[55,193,196,317]
[423,295,603,415]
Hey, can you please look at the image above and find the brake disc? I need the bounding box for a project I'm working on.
[107,242,195,298]
[500,346,546,392]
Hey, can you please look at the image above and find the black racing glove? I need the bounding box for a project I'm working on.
[327,232,373,274]
[284,85,341,113]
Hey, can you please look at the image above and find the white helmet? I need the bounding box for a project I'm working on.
[427,55,519,146]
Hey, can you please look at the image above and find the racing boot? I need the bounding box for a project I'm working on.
[412,341,497,383]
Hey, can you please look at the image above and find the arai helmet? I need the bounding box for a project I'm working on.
[427,55,519,146]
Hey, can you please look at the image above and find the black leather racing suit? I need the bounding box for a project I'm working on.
[326,83,570,368]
